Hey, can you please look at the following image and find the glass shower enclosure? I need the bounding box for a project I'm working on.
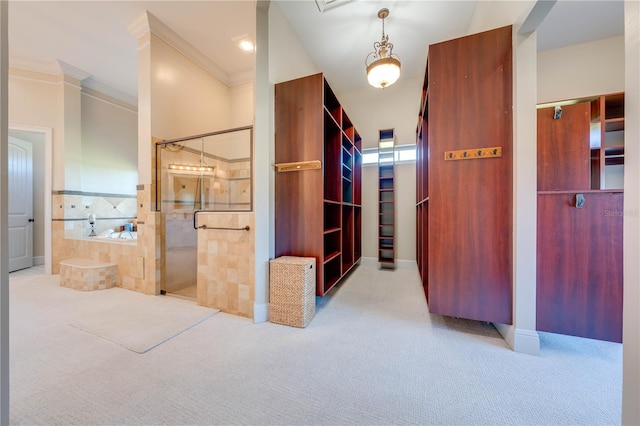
[155,126,253,298]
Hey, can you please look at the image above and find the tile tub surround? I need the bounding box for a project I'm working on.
[59,257,117,291]
[51,186,256,318]
[51,185,162,296]
[53,191,137,239]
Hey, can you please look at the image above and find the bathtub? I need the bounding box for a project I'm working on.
[91,229,138,241]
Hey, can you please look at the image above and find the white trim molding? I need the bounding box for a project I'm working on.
[55,60,90,82]
[127,10,231,87]
[494,324,540,356]
[82,78,137,108]
[253,302,269,324]
[228,69,256,87]
[9,58,137,106]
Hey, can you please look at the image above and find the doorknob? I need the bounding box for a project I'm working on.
[28,218,34,222]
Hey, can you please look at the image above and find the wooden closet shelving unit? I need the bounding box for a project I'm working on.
[275,73,362,296]
[416,68,429,298]
[536,92,624,342]
[378,129,396,268]
[590,93,625,189]
[415,26,513,324]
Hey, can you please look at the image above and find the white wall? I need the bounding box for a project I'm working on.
[254,1,271,322]
[362,162,416,261]
[230,82,254,128]
[8,69,62,189]
[81,89,138,195]
[268,2,318,84]
[339,75,423,149]
[466,1,536,35]
[257,0,319,321]
[150,34,231,140]
[538,36,624,103]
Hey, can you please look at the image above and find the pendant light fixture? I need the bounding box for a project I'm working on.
[365,8,401,89]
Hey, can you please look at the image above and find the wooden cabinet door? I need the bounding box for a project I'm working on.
[537,192,623,342]
[537,102,591,191]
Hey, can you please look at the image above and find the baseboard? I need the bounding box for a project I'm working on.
[360,257,417,270]
[253,302,269,324]
[494,323,540,356]
[33,256,44,266]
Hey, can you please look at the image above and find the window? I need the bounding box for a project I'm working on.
[362,144,416,166]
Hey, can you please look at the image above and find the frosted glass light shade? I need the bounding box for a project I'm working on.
[366,57,401,89]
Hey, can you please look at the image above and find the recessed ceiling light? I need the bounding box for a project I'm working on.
[233,34,255,53]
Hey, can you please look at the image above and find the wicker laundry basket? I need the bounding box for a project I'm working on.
[269,256,316,328]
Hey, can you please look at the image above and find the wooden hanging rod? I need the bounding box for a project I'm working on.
[274,160,322,172]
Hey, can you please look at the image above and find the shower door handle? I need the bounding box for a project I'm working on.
[193,210,250,231]
[193,210,203,230]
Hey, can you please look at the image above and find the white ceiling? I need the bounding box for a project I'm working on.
[277,0,624,94]
[9,0,256,100]
[7,0,624,146]
[276,0,478,94]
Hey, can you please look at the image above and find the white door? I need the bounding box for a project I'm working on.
[8,139,34,272]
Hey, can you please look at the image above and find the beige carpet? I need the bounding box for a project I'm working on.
[68,288,218,353]
[9,264,622,425]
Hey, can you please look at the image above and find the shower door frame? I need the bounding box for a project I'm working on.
[154,125,254,298]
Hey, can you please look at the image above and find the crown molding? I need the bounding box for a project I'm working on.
[55,60,91,82]
[127,11,150,39]
[9,57,87,87]
[127,10,231,86]
[9,56,60,76]
[82,78,138,110]
[10,56,138,106]
[228,69,255,87]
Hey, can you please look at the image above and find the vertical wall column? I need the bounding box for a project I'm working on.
[128,13,161,296]
[253,0,271,323]
[55,64,85,192]
[495,27,540,355]
[129,14,153,189]
[623,0,640,423]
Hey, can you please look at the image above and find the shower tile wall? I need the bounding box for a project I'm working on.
[162,150,250,211]
[227,160,251,209]
[197,212,255,318]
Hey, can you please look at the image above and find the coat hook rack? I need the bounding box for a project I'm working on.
[444,146,502,161]
[554,105,562,120]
